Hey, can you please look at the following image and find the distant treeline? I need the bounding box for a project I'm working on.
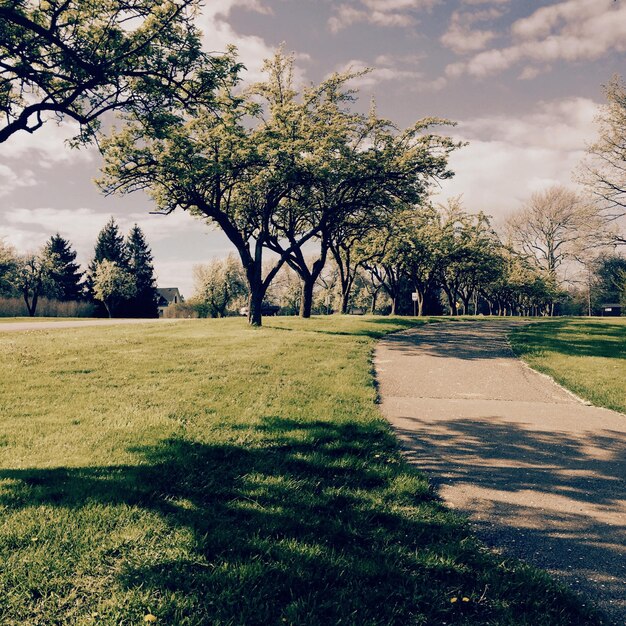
[0,219,158,318]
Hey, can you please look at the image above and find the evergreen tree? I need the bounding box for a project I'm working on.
[87,217,130,312]
[42,234,83,300]
[126,224,158,317]
[91,218,129,268]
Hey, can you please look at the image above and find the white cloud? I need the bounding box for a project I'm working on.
[197,0,278,82]
[0,119,96,171]
[440,9,502,55]
[446,0,626,78]
[0,165,36,198]
[337,56,447,92]
[436,97,600,224]
[328,0,440,33]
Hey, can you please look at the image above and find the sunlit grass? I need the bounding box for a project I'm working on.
[509,317,626,413]
[0,316,601,625]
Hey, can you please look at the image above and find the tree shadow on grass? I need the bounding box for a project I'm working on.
[264,317,426,339]
[0,419,604,625]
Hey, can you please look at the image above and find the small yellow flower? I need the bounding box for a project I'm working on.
[462,597,470,602]
[144,614,157,623]
[450,597,458,603]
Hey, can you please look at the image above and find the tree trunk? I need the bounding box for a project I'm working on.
[370,291,378,314]
[300,276,315,318]
[341,290,350,315]
[443,288,457,315]
[416,290,424,316]
[248,286,264,326]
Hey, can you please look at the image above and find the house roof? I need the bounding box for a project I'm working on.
[600,303,622,307]
[156,287,181,304]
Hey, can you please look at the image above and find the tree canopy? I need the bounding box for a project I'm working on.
[0,0,230,143]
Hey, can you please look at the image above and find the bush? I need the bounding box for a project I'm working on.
[161,302,199,319]
[0,297,96,317]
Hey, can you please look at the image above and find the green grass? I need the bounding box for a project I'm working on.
[0,316,601,625]
[509,318,626,414]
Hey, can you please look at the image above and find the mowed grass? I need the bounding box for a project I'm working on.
[509,317,626,413]
[0,317,601,625]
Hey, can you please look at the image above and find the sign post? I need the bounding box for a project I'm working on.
[411,292,418,317]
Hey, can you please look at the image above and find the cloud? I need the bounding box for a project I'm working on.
[0,119,96,171]
[197,0,277,82]
[440,8,503,55]
[337,56,447,92]
[446,0,626,78]
[0,165,36,198]
[436,97,600,224]
[328,0,440,33]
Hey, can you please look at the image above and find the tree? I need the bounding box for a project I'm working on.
[192,254,247,318]
[41,233,83,300]
[126,224,158,317]
[92,259,136,318]
[0,0,224,144]
[15,250,55,316]
[277,96,459,318]
[506,185,605,280]
[86,217,128,298]
[0,238,19,296]
[98,51,289,326]
[592,255,626,310]
[578,75,626,242]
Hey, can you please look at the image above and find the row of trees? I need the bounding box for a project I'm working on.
[0,219,158,317]
[188,180,625,319]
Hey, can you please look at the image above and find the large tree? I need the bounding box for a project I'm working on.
[0,0,225,143]
[506,185,605,280]
[41,233,83,300]
[126,224,158,317]
[578,75,626,242]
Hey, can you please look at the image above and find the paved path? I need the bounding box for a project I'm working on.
[0,318,189,332]
[375,320,626,624]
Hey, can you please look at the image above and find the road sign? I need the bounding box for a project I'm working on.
[411,292,418,301]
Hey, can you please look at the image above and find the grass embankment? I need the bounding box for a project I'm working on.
[0,316,600,625]
[509,317,626,414]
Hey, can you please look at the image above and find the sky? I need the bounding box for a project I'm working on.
[1,0,625,297]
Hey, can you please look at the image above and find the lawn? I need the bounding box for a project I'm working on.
[509,317,626,414]
[0,316,601,625]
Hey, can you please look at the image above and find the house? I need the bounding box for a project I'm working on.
[599,302,623,317]
[156,288,183,317]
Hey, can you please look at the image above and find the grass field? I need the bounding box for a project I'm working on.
[509,317,626,414]
[0,316,601,625]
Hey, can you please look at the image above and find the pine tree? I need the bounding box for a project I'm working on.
[126,224,158,318]
[42,234,83,300]
[87,217,130,311]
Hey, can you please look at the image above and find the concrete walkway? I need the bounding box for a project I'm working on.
[375,320,626,625]
[0,318,188,332]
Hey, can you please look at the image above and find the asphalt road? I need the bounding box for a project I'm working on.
[375,320,626,625]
